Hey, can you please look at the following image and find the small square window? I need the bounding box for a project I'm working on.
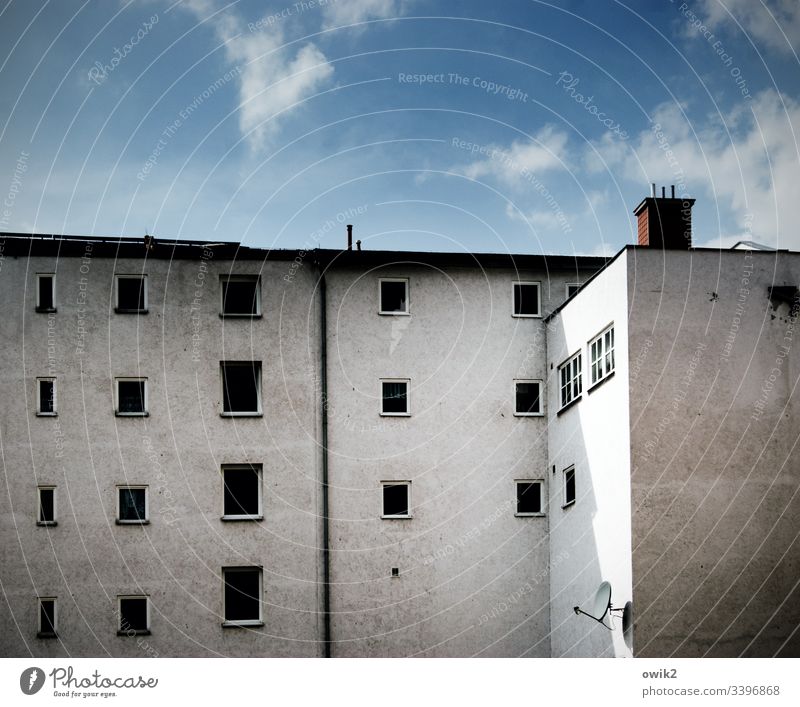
[117,486,148,524]
[36,378,57,416]
[116,378,147,416]
[512,281,540,317]
[38,597,57,638]
[115,275,148,313]
[515,480,544,516]
[36,274,56,312]
[566,283,580,298]
[38,487,56,526]
[514,380,542,416]
[382,481,411,518]
[589,325,615,387]
[222,465,262,520]
[221,275,261,316]
[558,352,582,409]
[221,362,262,415]
[379,279,409,315]
[223,567,263,626]
[563,466,576,507]
[381,379,409,416]
[118,596,149,635]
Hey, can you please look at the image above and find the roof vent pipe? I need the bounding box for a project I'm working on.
[346,224,353,251]
[356,240,361,251]
[651,183,656,198]
[671,185,675,198]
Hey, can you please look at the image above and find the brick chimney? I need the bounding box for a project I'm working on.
[633,184,695,249]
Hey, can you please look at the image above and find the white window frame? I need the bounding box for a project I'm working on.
[589,324,615,387]
[222,566,264,627]
[114,274,148,313]
[37,597,58,637]
[219,274,262,317]
[513,379,544,417]
[380,378,410,417]
[566,282,580,298]
[221,464,263,521]
[116,485,149,524]
[558,352,583,410]
[563,465,576,508]
[381,480,412,519]
[512,280,541,318]
[36,377,57,416]
[35,273,56,312]
[117,595,150,635]
[115,377,148,416]
[514,479,545,517]
[378,278,410,316]
[37,486,57,526]
[220,362,263,417]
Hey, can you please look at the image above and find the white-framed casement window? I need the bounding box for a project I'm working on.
[36,377,57,416]
[566,283,580,298]
[220,275,261,317]
[37,597,57,638]
[563,466,576,508]
[558,352,582,410]
[514,379,543,416]
[116,486,149,524]
[37,486,56,526]
[589,325,615,387]
[379,278,409,315]
[114,274,148,313]
[115,377,148,416]
[512,281,541,317]
[515,480,544,517]
[380,378,410,416]
[381,481,411,518]
[222,465,263,520]
[220,362,262,416]
[117,595,150,635]
[222,566,263,627]
[35,273,56,313]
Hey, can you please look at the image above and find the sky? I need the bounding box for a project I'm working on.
[0,0,798,255]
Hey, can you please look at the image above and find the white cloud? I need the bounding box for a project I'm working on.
[322,0,400,29]
[697,0,800,55]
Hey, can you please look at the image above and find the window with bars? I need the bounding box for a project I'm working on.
[381,379,409,415]
[589,325,615,386]
[559,352,582,409]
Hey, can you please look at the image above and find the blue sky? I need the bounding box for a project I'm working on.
[0,0,798,254]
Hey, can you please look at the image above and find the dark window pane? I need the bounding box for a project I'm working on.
[119,488,146,521]
[380,281,407,312]
[382,382,407,414]
[117,277,145,310]
[383,484,409,516]
[120,597,148,631]
[38,276,54,310]
[40,600,56,634]
[224,569,260,621]
[39,489,54,523]
[222,363,260,413]
[567,284,579,298]
[118,381,145,413]
[517,482,541,514]
[39,381,55,413]
[513,283,539,315]
[222,278,259,315]
[223,467,260,516]
[516,382,541,414]
[565,468,576,504]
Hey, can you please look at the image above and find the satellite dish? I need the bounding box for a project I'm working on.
[593,581,612,622]
[622,601,633,648]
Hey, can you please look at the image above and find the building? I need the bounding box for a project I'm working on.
[1,190,798,657]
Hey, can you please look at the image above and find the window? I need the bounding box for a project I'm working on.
[223,567,263,626]
[115,274,147,313]
[221,362,262,416]
[566,283,580,298]
[512,281,540,317]
[514,380,542,416]
[221,275,261,316]
[558,352,582,409]
[36,274,56,312]
[380,379,409,416]
[382,481,411,518]
[379,278,409,315]
[37,487,56,526]
[515,480,544,516]
[36,378,57,416]
[563,466,576,507]
[116,378,147,416]
[222,465,262,520]
[38,598,57,638]
[589,325,615,386]
[117,486,148,524]
[118,596,149,635]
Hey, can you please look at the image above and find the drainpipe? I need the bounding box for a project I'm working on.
[318,263,332,657]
